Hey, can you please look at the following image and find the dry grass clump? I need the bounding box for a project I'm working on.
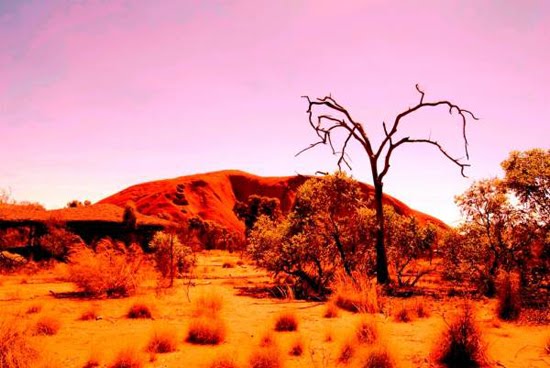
[82,350,101,368]
[26,304,42,314]
[545,335,550,355]
[68,242,146,298]
[34,315,61,336]
[80,306,100,321]
[259,331,276,347]
[323,301,339,318]
[109,346,145,368]
[186,317,226,345]
[496,273,521,321]
[432,305,488,368]
[355,318,379,344]
[274,311,298,332]
[0,318,39,368]
[127,302,154,319]
[356,345,395,368]
[209,355,239,368]
[338,339,357,364]
[332,273,378,313]
[394,304,413,322]
[415,300,430,318]
[289,336,304,356]
[192,292,224,317]
[146,325,178,353]
[249,345,283,368]
[222,262,235,269]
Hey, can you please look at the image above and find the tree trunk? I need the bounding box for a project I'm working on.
[374,183,390,284]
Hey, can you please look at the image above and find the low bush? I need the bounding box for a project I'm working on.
[109,346,145,368]
[26,304,42,314]
[0,317,39,368]
[80,306,100,321]
[274,311,298,332]
[146,325,178,353]
[34,315,61,336]
[259,331,276,348]
[394,304,413,322]
[249,345,283,368]
[127,302,153,319]
[209,355,239,368]
[357,345,395,368]
[192,292,224,317]
[186,317,226,345]
[338,339,357,364]
[355,318,378,344]
[289,336,304,356]
[323,301,339,318]
[415,300,430,318]
[432,305,488,368]
[332,274,378,313]
[68,241,146,298]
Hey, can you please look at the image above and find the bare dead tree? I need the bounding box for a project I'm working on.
[298,84,478,284]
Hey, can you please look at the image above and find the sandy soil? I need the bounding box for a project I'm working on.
[0,251,548,368]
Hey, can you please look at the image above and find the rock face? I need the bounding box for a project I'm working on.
[99,170,447,233]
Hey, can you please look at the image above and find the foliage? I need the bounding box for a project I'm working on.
[496,272,521,321]
[122,201,137,231]
[68,239,146,298]
[187,216,241,251]
[66,199,91,208]
[0,317,39,368]
[383,206,438,287]
[38,223,83,260]
[248,172,374,296]
[432,305,487,368]
[501,148,549,222]
[445,150,549,299]
[233,195,281,235]
[149,231,194,286]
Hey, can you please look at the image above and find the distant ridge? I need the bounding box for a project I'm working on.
[99,170,448,233]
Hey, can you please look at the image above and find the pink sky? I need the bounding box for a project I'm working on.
[1,0,549,224]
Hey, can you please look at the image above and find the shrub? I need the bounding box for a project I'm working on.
[394,304,413,322]
[249,346,283,368]
[192,292,224,317]
[209,355,239,368]
[332,274,378,313]
[127,302,153,319]
[433,305,487,368]
[355,318,378,344]
[186,317,226,345]
[146,325,178,353]
[80,306,100,321]
[289,336,304,356]
[26,304,42,314]
[82,351,101,368]
[415,300,430,318]
[357,345,395,368]
[496,273,521,321]
[149,231,195,287]
[0,318,39,368]
[274,312,298,332]
[323,301,339,318]
[109,346,144,368]
[338,339,357,364]
[34,315,61,336]
[259,331,276,347]
[68,241,145,298]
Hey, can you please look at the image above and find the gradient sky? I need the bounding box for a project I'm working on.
[1,0,549,225]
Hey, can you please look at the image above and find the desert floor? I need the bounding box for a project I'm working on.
[0,251,548,368]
